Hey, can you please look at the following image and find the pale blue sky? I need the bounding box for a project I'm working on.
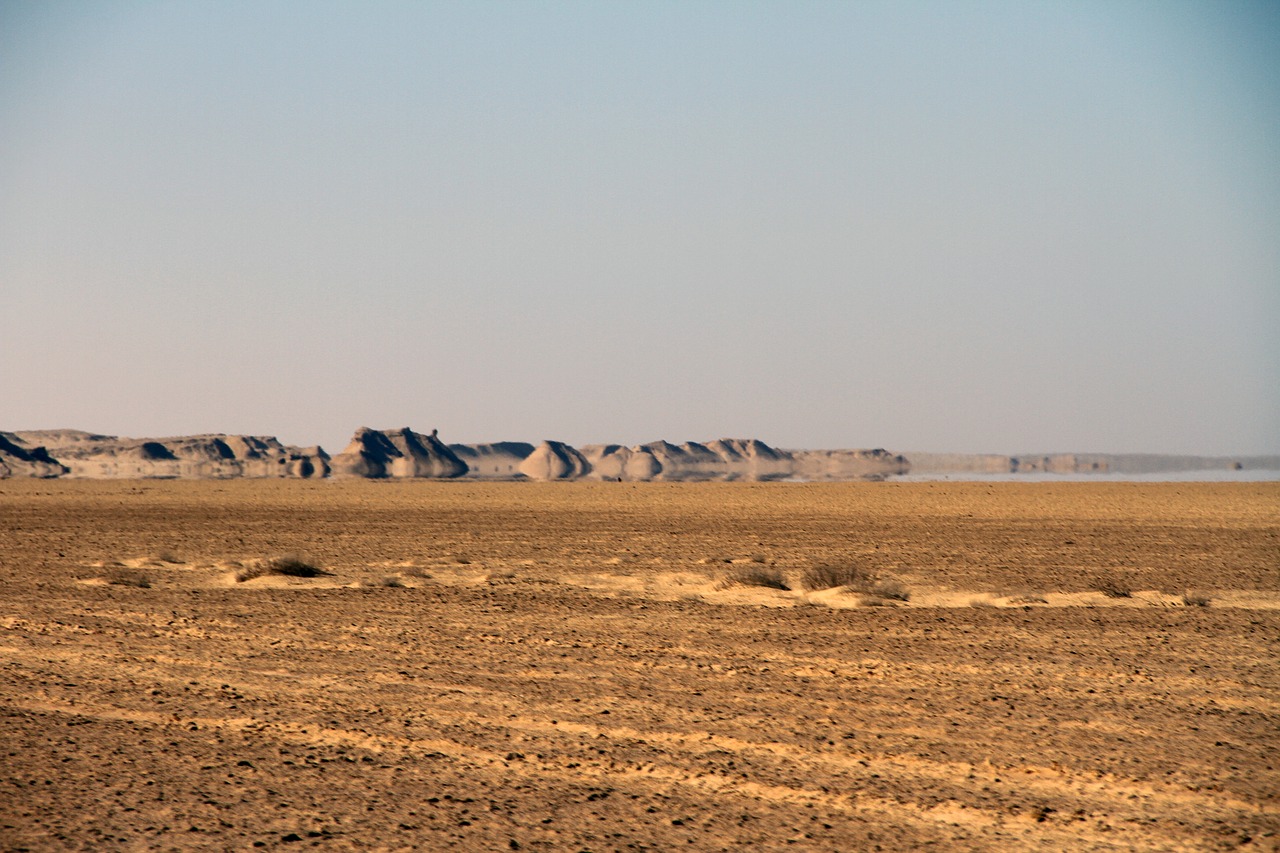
[2,1,1277,455]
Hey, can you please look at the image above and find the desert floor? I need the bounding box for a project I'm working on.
[1,480,1277,851]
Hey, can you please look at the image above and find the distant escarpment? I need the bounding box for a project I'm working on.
[0,433,68,478]
[580,439,804,482]
[325,431,903,482]
[7,427,1268,481]
[903,452,1280,476]
[447,442,536,479]
[0,426,911,481]
[519,441,590,481]
[330,427,467,478]
[2,430,328,479]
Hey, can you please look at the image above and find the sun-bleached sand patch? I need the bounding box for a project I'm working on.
[69,554,1280,610]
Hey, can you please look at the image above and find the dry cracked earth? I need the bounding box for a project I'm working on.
[1,480,1277,851]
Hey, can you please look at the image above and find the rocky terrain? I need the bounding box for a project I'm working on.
[0,428,909,481]
[4,426,1275,481]
[1,480,1276,850]
[2,430,329,479]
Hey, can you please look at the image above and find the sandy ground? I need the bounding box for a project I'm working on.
[1,480,1277,851]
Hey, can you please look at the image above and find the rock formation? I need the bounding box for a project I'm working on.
[10,427,884,481]
[0,432,69,478]
[329,427,467,479]
[518,441,590,481]
[3,430,327,478]
[787,448,911,481]
[450,442,536,479]
[579,438,797,480]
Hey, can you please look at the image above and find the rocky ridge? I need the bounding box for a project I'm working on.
[0,427,908,481]
[5,426,1269,480]
[2,430,328,479]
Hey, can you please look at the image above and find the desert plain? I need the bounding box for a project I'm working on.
[1,479,1277,851]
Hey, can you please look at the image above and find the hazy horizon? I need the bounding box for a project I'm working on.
[3,2,1277,457]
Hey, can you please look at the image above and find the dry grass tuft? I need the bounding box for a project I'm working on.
[801,562,873,591]
[801,561,909,602]
[101,568,151,588]
[235,554,329,583]
[1094,574,1132,598]
[1181,591,1211,607]
[868,579,910,601]
[719,565,790,591]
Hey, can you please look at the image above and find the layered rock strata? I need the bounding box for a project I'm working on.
[0,432,69,478]
[579,438,808,481]
[0,426,918,481]
[4,430,328,478]
[329,427,467,478]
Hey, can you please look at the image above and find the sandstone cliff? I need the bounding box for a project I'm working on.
[2,425,912,482]
[578,438,825,481]
[787,448,911,481]
[0,432,69,478]
[450,442,537,479]
[329,427,467,479]
[5,430,327,478]
[518,441,590,481]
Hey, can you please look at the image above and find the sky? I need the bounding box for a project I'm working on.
[2,1,1277,456]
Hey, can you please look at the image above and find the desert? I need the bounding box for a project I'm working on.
[5,427,1276,483]
[1,478,1276,851]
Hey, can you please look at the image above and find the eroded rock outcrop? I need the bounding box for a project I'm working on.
[329,427,467,478]
[450,442,536,479]
[518,441,589,481]
[788,448,911,481]
[5,430,328,478]
[0,432,69,478]
[1,425,916,481]
[580,438,803,481]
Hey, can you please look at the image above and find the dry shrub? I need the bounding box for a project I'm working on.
[801,561,909,602]
[102,568,151,588]
[373,575,406,588]
[235,554,328,583]
[1008,595,1048,605]
[719,565,790,591]
[801,562,873,591]
[1094,574,1132,598]
[868,579,910,601]
[1181,591,1210,607]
